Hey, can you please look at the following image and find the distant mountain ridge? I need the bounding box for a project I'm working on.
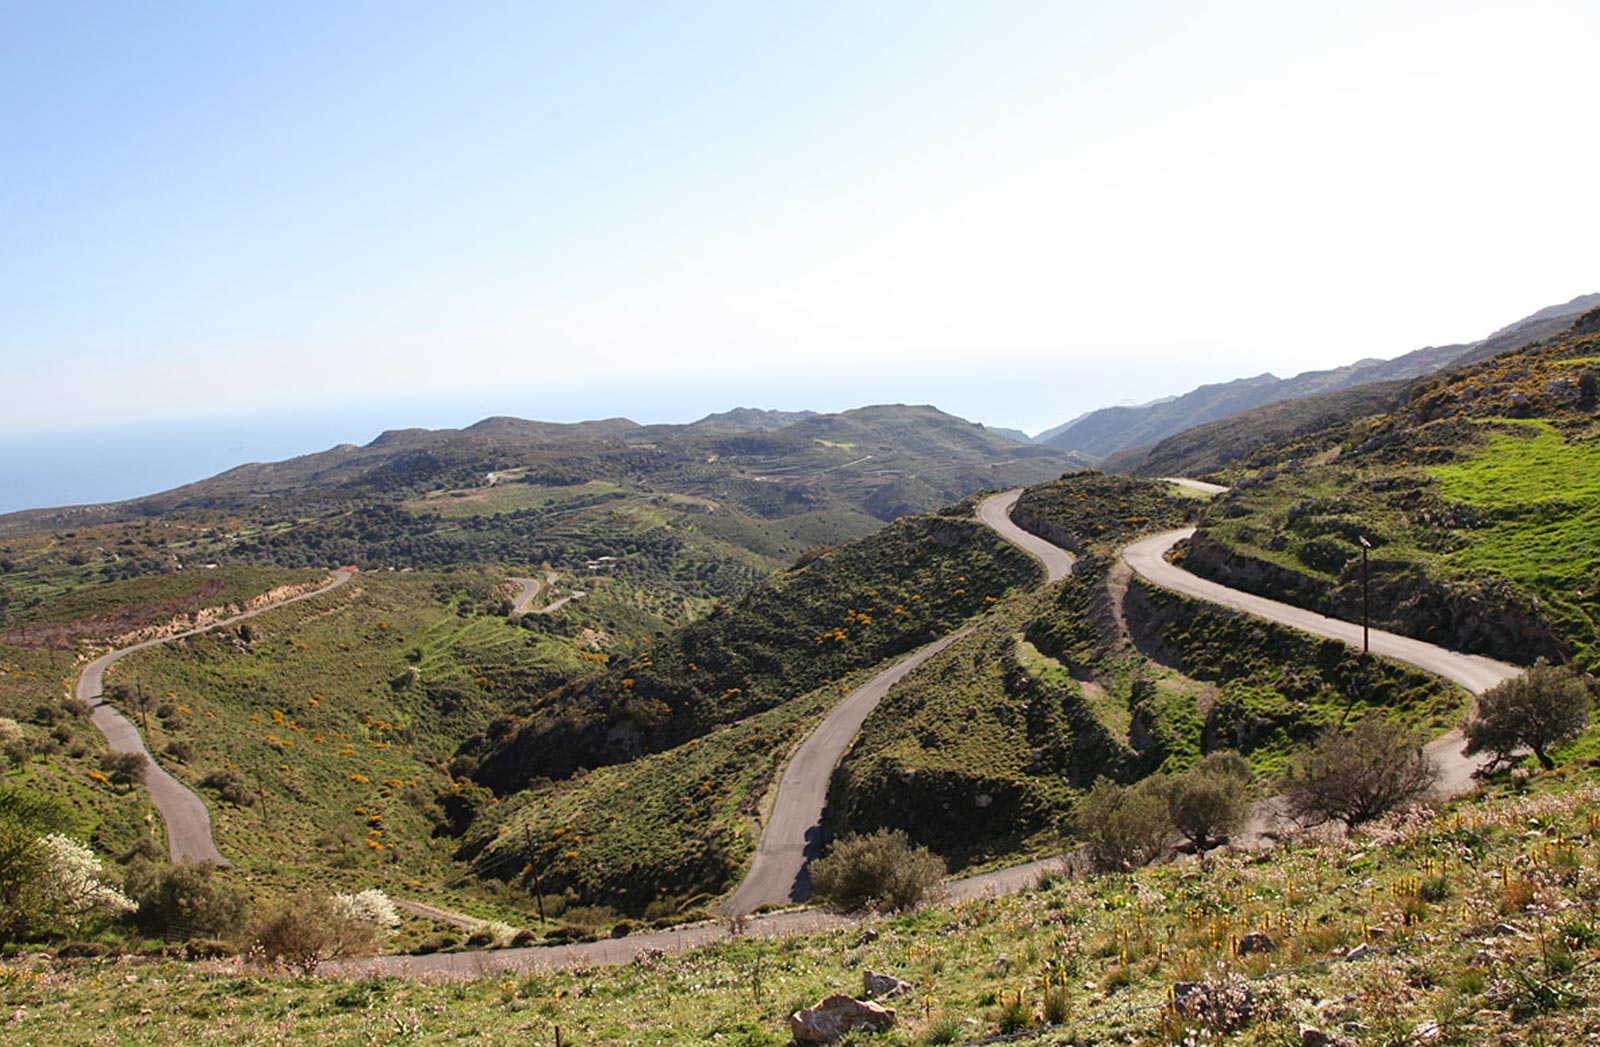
[1036,294,1600,459]
[1107,295,1600,479]
[689,407,818,432]
[0,403,1090,531]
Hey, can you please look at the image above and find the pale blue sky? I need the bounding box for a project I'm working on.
[3,1,1598,511]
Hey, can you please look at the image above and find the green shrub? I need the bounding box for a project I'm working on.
[253,891,385,972]
[1166,751,1252,851]
[809,829,946,912]
[126,859,250,942]
[199,769,256,807]
[1077,776,1173,871]
[99,751,148,788]
[0,788,74,945]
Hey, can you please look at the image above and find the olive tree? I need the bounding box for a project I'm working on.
[809,829,946,912]
[1077,776,1174,871]
[1464,660,1592,771]
[1167,751,1253,852]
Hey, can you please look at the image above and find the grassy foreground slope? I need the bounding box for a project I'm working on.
[9,763,1600,1044]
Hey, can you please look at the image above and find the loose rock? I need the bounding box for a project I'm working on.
[789,995,897,1044]
[1237,931,1276,955]
[862,971,912,999]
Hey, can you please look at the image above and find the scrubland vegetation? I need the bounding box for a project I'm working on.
[0,316,1598,1042]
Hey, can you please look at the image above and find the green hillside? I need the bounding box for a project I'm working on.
[0,405,1084,657]
[465,502,1043,795]
[1181,308,1600,669]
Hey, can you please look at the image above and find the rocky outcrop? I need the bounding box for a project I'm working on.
[862,970,912,998]
[789,994,897,1043]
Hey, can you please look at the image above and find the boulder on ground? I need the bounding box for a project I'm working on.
[862,970,912,998]
[1172,981,1254,1032]
[789,994,897,1043]
[1237,931,1276,955]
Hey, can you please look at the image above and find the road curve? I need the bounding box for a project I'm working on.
[508,571,585,615]
[1122,529,1520,696]
[978,488,1075,583]
[75,569,356,865]
[718,629,969,916]
[1159,476,1229,495]
[334,484,1528,976]
[506,576,545,614]
[718,489,1061,916]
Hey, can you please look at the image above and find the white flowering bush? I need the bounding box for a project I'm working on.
[333,888,399,930]
[0,718,26,766]
[38,833,135,922]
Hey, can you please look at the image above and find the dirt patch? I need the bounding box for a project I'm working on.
[101,579,330,649]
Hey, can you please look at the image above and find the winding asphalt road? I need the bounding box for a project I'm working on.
[1123,529,1519,696]
[508,571,586,615]
[718,489,1075,916]
[75,569,356,864]
[328,482,1530,977]
[1124,508,1521,805]
[978,487,1076,583]
[506,574,546,614]
[717,629,971,916]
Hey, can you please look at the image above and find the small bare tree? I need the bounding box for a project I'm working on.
[1281,718,1438,829]
[253,891,384,973]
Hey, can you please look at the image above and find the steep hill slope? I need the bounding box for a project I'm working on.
[463,500,1044,796]
[1038,294,1597,458]
[1179,306,1600,669]
[1106,378,1414,478]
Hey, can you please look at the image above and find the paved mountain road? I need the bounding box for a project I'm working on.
[329,482,1529,977]
[1122,529,1519,696]
[506,574,546,614]
[508,570,584,615]
[718,488,1075,916]
[75,569,356,864]
[978,487,1076,583]
[717,629,970,915]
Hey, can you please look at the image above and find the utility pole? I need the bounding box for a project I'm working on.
[1358,535,1372,655]
[524,824,547,924]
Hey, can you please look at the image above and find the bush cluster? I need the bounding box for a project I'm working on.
[810,829,946,912]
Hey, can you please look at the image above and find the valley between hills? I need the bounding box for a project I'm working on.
[0,304,1598,1044]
